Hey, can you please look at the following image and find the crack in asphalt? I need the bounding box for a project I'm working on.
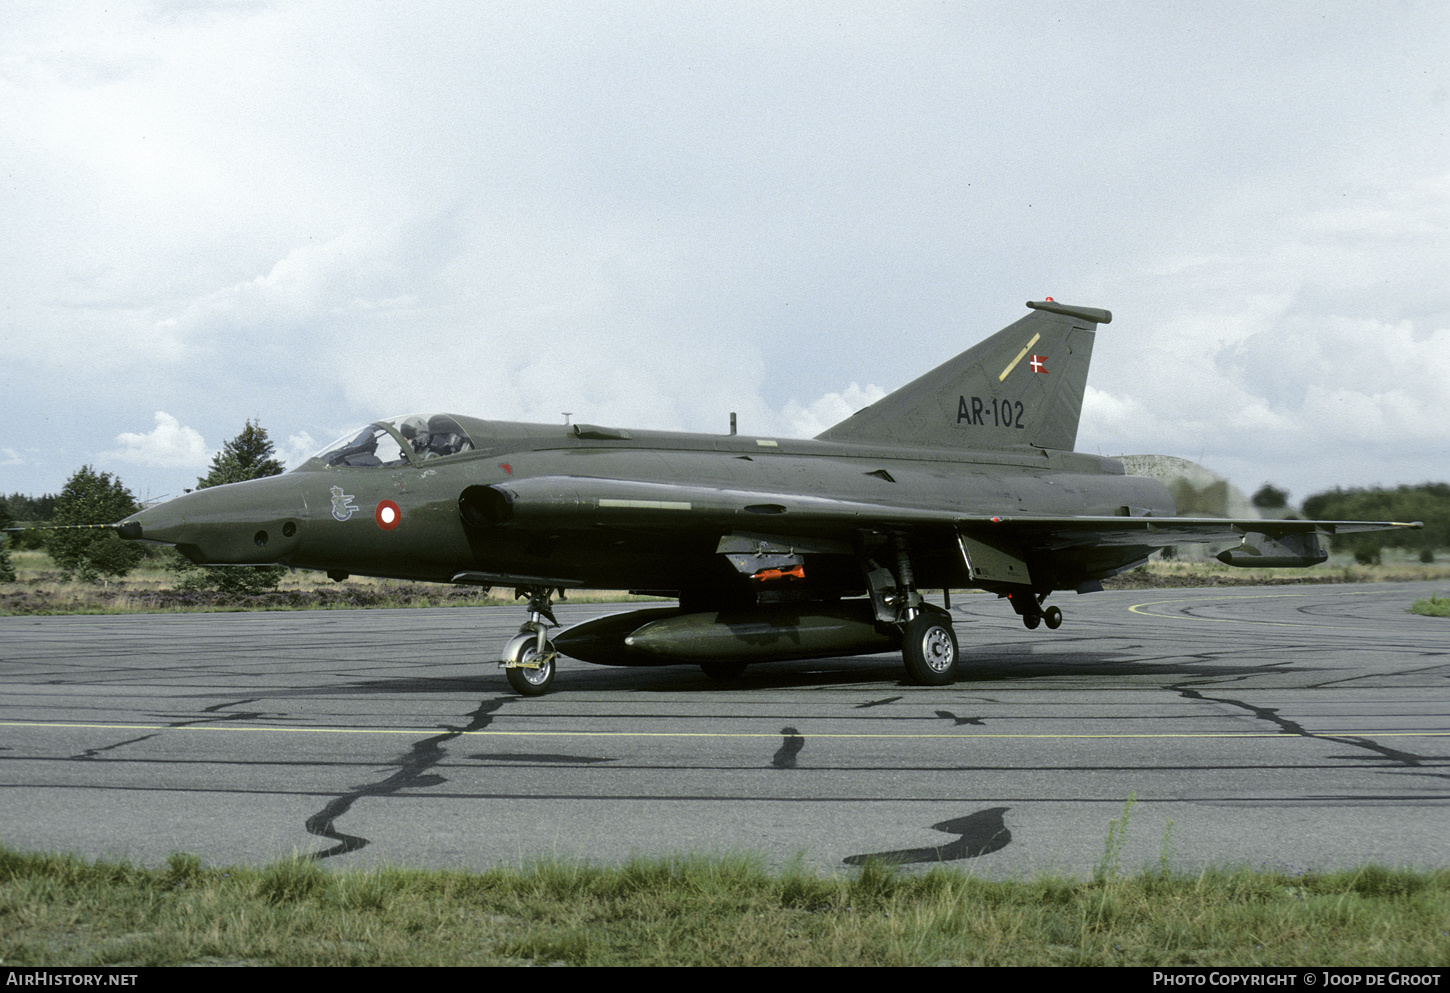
[164,698,271,728]
[1174,685,1434,767]
[70,697,273,760]
[72,734,159,759]
[304,695,509,860]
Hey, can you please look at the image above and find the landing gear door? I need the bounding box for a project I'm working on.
[957,532,1033,586]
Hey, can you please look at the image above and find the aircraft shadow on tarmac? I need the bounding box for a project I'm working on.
[843,806,1012,866]
[558,651,1336,692]
[287,648,1337,698]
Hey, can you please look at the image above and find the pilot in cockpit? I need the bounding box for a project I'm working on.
[399,416,432,457]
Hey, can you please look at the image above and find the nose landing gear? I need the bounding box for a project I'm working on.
[501,586,560,696]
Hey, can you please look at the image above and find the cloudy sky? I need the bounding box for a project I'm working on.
[3,1,1446,509]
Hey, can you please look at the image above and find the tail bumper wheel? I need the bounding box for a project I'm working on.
[902,614,959,685]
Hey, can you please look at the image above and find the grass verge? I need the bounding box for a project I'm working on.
[2,844,1447,966]
[1410,594,1450,617]
[0,550,665,615]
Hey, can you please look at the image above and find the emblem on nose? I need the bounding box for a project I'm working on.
[329,486,360,521]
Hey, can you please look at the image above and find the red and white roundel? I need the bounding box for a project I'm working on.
[375,500,402,530]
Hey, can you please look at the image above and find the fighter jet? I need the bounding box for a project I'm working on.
[116,300,1420,695]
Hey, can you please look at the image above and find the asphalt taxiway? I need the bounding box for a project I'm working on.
[1,581,1446,876]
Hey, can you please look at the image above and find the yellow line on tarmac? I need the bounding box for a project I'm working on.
[3,720,1445,741]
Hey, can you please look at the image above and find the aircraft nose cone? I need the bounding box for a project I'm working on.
[118,475,307,565]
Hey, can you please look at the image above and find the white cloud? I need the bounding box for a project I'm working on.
[1081,385,1156,445]
[0,447,21,467]
[105,412,207,468]
[282,431,320,469]
[780,383,888,439]
[3,2,1447,503]
[1077,166,1450,496]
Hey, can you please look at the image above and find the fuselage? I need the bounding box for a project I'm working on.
[123,414,1177,597]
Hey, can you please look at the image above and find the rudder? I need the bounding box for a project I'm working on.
[815,300,1109,452]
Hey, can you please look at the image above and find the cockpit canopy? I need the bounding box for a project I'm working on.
[309,414,477,468]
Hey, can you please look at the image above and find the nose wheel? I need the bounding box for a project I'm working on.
[501,586,561,696]
[504,633,556,696]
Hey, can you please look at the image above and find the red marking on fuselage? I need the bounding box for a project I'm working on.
[375,500,402,530]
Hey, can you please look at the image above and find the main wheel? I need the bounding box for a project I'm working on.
[700,660,749,681]
[506,638,556,696]
[902,614,959,686]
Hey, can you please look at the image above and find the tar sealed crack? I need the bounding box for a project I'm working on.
[1175,685,1432,767]
[71,697,271,760]
[305,696,508,860]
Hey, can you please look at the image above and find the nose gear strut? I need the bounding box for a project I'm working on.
[500,586,561,696]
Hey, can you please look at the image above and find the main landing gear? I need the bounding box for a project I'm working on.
[501,586,560,696]
[864,536,960,686]
[901,611,959,686]
[1008,591,1062,631]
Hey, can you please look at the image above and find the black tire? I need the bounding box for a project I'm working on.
[700,660,749,681]
[1022,613,1041,630]
[506,639,556,696]
[1043,605,1063,630]
[902,614,958,685]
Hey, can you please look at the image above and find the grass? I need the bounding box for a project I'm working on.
[1410,595,1450,617]
[2,843,1447,966]
[0,550,665,615]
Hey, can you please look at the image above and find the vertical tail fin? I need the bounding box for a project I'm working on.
[815,300,1109,452]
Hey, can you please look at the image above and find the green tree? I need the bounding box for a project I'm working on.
[198,419,286,488]
[4,492,58,550]
[1303,483,1449,563]
[46,467,144,583]
[177,421,289,595]
[1251,483,1289,510]
[0,496,16,582]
